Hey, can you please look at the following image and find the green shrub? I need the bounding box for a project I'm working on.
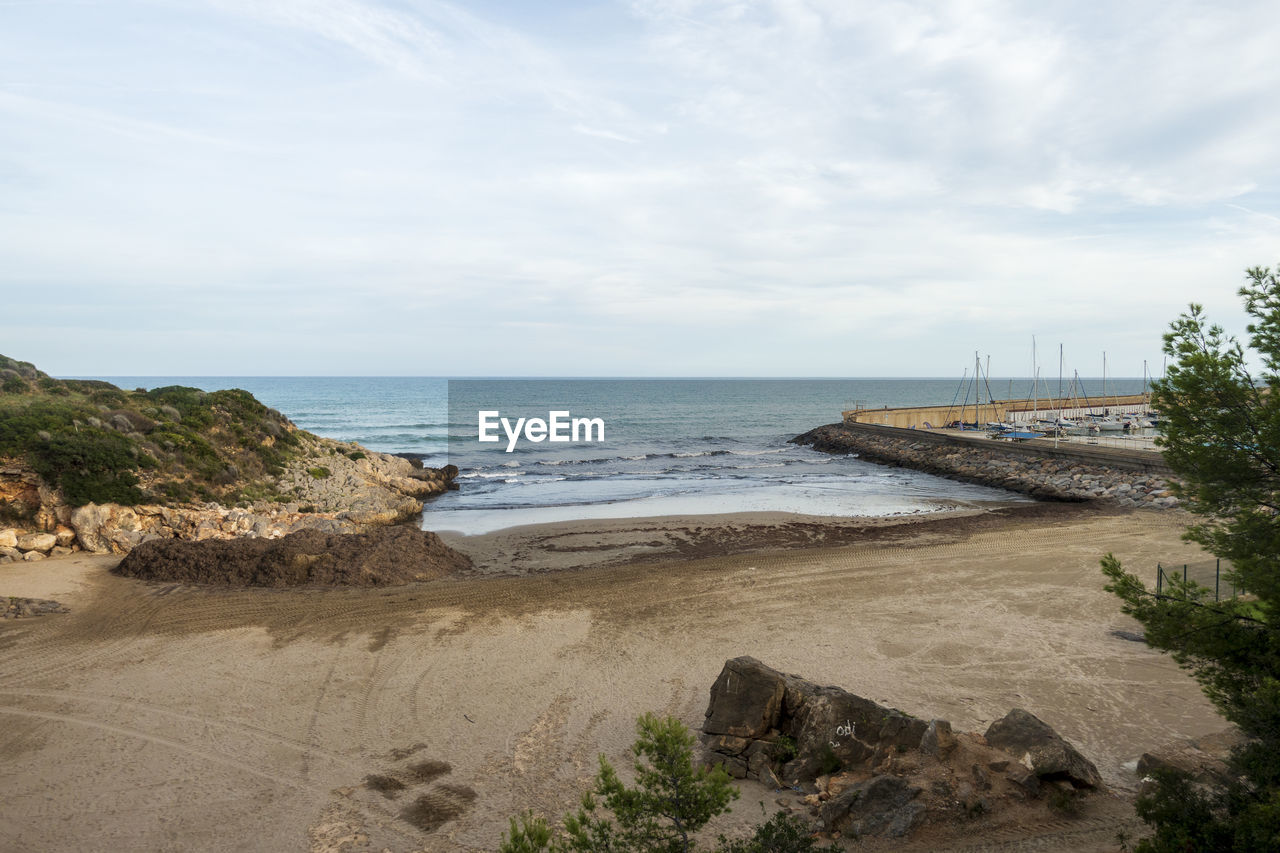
[307,466,330,479]
[88,388,128,409]
[62,379,118,393]
[28,429,143,506]
[37,377,68,395]
[1,375,28,394]
[817,745,842,776]
[159,480,194,502]
[500,713,737,853]
[347,451,366,461]
[773,735,798,764]
[0,397,95,455]
[145,386,213,429]
[717,812,841,853]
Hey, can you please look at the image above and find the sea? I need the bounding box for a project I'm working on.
[88,377,1149,534]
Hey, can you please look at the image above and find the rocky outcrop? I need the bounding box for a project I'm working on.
[700,657,1105,840]
[984,708,1102,789]
[0,465,61,531]
[793,423,1179,508]
[0,444,458,560]
[702,656,927,784]
[64,502,356,555]
[276,444,458,526]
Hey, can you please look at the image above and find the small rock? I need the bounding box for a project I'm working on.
[920,719,957,757]
[0,528,16,548]
[22,550,47,561]
[1005,762,1040,796]
[17,532,57,553]
[971,763,992,791]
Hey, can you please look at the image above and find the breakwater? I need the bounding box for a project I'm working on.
[792,422,1180,508]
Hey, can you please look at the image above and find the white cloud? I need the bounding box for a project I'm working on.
[1,0,1278,374]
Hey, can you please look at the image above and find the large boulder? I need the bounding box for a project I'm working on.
[70,503,142,554]
[984,708,1102,789]
[698,661,1107,846]
[819,775,925,838]
[700,657,926,784]
[781,675,926,780]
[703,656,787,739]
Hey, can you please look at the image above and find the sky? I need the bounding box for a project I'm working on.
[3,0,1279,377]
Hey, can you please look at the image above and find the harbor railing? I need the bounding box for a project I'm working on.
[1156,559,1238,602]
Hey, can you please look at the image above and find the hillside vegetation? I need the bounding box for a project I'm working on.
[1,354,312,514]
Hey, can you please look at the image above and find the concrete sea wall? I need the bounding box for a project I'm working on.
[793,422,1180,508]
[845,393,1150,430]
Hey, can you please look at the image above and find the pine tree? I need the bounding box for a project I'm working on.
[1102,265,1280,851]
[500,713,738,853]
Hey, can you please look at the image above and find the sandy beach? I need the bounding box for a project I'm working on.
[0,503,1225,851]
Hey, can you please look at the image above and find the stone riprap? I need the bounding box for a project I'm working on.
[792,423,1180,509]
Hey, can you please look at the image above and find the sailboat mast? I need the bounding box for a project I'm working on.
[1032,336,1038,422]
[967,348,977,422]
[985,354,991,424]
[1058,344,1064,419]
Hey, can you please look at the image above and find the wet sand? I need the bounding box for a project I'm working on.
[0,504,1225,851]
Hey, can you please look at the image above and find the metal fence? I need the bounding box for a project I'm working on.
[1156,559,1238,601]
